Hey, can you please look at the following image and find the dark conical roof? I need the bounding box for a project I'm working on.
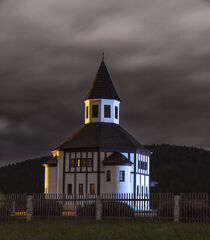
[85,60,120,101]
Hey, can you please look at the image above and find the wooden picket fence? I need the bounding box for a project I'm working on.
[1,193,210,222]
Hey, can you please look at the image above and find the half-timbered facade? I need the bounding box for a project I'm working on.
[43,60,150,197]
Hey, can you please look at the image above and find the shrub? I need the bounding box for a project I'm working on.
[103,201,134,217]
[157,200,174,218]
[180,199,210,219]
[0,205,11,217]
[157,199,210,219]
[33,199,63,217]
[77,201,134,217]
[77,203,96,217]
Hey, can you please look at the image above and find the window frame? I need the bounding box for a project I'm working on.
[104,105,111,118]
[106,170,111,182]
[137,185,140,195]
[87,159,93,167]
[140,161,148,170]
[81,159,86,167]
[90,184,95,195]
[115,106,118,119]
[119,170,125,182]
[79,184,83,195]
[67,184,72,195]
[141,186,144,197]
[70,159,76,167]
[86,106,89,119]
[77,159,80,167]
[92,105,99,118]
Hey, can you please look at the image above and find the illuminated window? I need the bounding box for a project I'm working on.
[92,105,98,118]
[68,184,72,194]
[106,170,111,182]
[90,184,95,195]
[115,106,118,119]
[104,105,111,118]
[79,184,83,195]
[119,170,125,182]
[77,159,80,167]
[86,106,89,119]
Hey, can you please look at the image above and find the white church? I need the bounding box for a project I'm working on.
[43,59,150,197]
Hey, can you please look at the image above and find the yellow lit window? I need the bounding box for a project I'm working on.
[90,184,95,195]
[77,159,80,167]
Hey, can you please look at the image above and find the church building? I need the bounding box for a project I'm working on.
[43,59,150,197]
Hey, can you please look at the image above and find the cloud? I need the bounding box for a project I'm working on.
[0,0,210,165]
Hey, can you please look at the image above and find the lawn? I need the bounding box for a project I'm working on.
[0,220,209,240]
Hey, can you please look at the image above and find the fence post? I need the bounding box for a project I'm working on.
[27,195,33,222]
[96,196,102,220]
[174,195,180,222]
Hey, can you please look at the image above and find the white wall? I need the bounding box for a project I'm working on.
[47,150,150,196]
[103,165,132,194]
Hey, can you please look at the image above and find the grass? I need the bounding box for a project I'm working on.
[0,220,210,240]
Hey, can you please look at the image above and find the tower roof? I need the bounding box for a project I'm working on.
[85,60,120,101]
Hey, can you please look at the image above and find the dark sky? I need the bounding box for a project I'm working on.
[1,0,210,166]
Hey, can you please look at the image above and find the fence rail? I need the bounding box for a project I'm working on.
[1,193,210,222]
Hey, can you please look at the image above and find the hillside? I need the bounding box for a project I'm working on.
[147,144,210,193]
[0,156,46,194]
[0,145,210,194]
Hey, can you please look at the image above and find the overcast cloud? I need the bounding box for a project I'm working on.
[0,0,210,166]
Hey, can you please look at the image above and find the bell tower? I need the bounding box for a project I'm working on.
[84,60,120,125]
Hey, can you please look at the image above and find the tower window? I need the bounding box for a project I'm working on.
[115,106,118,119]
[68,184,72,194]
[86,106,89,119]
[119,170,125,182]
[90,184,95,195]
[104,105,111,118]
[106,170,111,182]
[92,105,98,118]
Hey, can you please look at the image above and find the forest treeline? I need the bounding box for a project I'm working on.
[0,144,210,194]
